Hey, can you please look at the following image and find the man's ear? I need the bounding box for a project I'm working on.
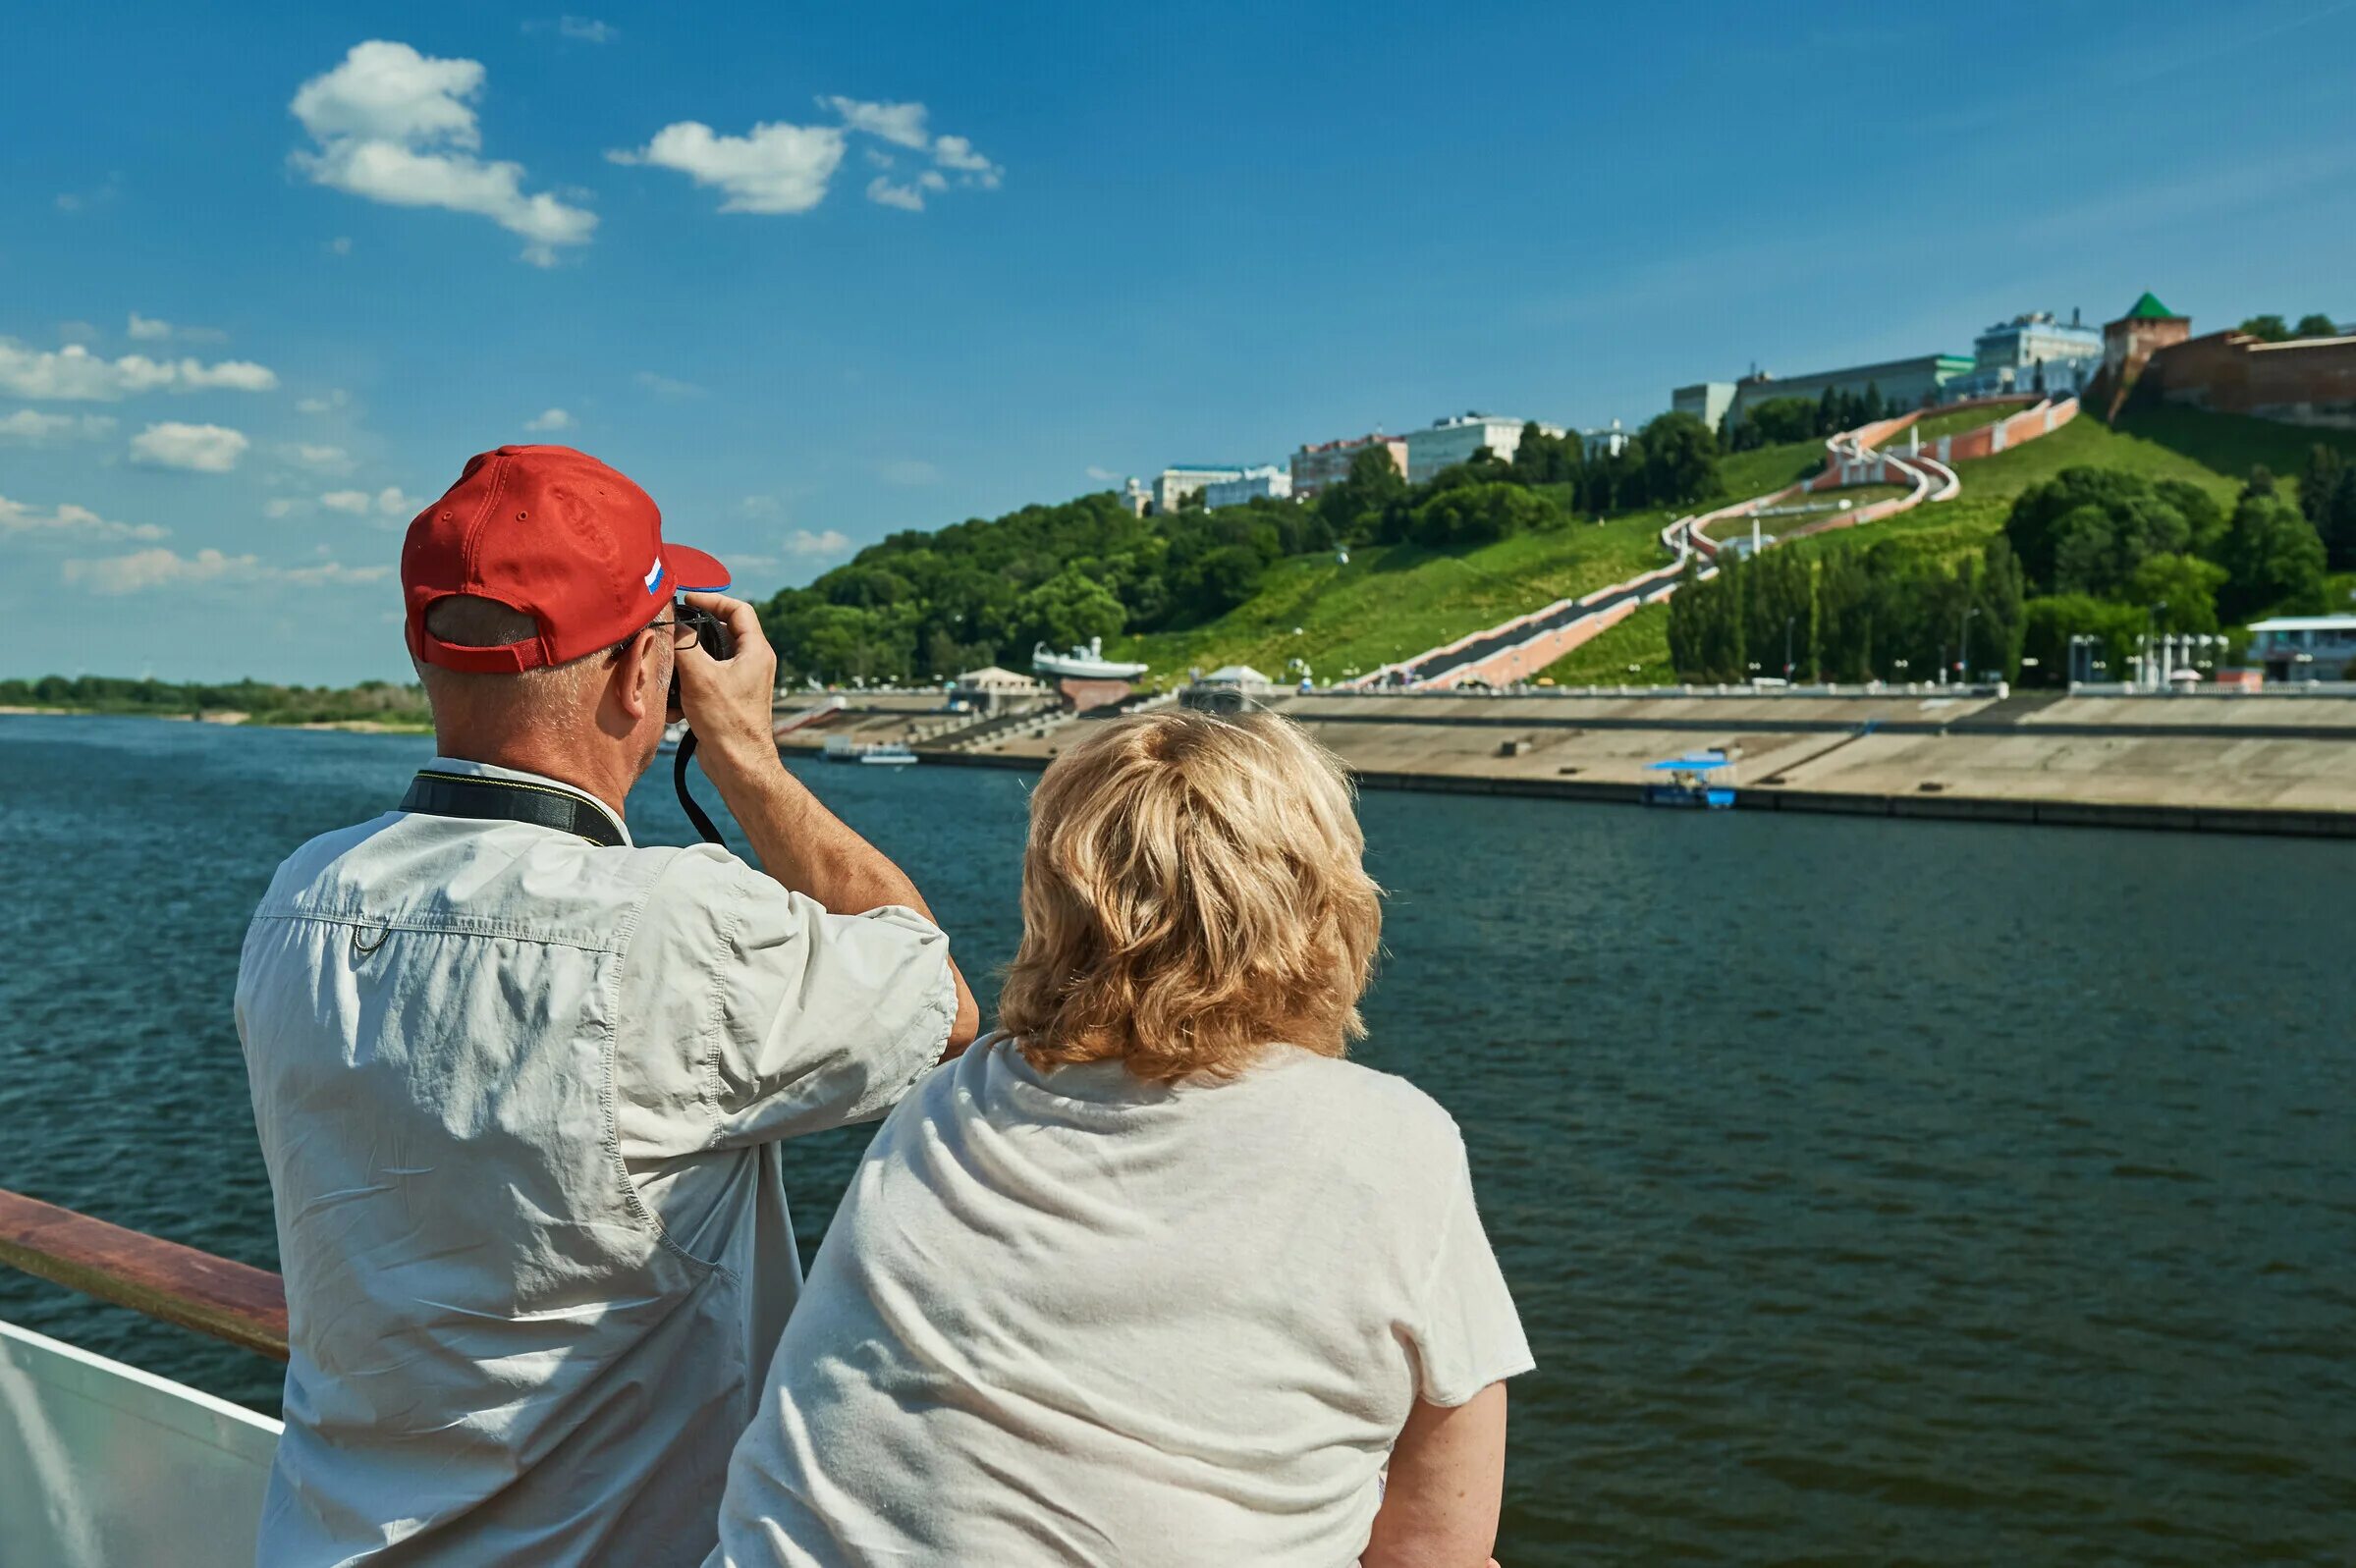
[613,627,665,725]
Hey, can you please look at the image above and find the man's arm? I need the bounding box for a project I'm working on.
[676,591,980,1054]
[1360,1383,1507,1568]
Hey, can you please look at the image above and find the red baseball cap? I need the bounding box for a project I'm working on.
[403,445,730,673]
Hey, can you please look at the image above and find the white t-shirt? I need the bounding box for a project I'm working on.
[709,1035,1533,1568]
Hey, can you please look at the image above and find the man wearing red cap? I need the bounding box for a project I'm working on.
[236,445,980,1566]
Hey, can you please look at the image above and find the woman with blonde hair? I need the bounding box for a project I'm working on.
[710,710,1532,1568]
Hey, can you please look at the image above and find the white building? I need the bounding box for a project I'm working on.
[1671,381,1736,434]
[1581,419,1632,460]
[1947,310,2105,401]
[2245,615,2356,681]
[1402,413,1563,484]
[1203,465,1293,510]
[1151,465,1244,514]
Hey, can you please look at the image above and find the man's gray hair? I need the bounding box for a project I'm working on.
[414,594,627,724]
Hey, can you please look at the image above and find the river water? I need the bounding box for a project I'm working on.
[2,713,2351,1564]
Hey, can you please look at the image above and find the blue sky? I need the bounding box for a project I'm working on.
[5,0,2354,684]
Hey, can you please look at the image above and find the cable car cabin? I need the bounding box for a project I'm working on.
[1643,751,1737,809]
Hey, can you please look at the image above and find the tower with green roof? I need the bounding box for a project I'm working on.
[2094,291,2192,420]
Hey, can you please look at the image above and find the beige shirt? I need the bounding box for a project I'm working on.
[711,1036,1533,1568]
[237,757,956,1568]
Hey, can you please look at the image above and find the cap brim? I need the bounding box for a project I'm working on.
[665,542,731,593]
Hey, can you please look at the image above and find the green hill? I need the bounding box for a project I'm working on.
[1106,436,1828,682]
[1540,407,2356,684]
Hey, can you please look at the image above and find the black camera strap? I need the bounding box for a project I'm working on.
[671,730,727,846]
[400,770,629,848]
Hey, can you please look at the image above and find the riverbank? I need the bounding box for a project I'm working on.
[0,706,430,734]
[830,687,2356,838]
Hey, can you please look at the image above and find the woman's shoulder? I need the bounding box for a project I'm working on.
[1257,1051,1467,1159]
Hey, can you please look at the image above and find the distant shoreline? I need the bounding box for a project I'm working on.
[0,706,432,735]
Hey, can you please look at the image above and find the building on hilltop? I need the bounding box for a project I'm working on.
[1402,412,1563,484]
[2139,321,2356,433]
[1580,419,1632,460]
[1946,310,2104,401]
[1150,464,1245,514]
[1728,352,1974,426]
[1289,433,1407,499]
[1118,477,1149,516]
[1672,381,1735,435]
[1204,465,1293,510]
[2093,291,2192,416]
[2245,616,2356,681]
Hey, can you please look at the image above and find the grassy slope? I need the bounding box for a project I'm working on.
[1538,406,2356,684]
[1109,437,1828,682]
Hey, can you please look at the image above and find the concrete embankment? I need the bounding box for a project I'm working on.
[901,688,2356,838]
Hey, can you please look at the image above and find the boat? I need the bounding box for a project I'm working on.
[821,735,917,765]
[657,719,687,754]
[1643,750,1737,809]
[1032,635,1148,682]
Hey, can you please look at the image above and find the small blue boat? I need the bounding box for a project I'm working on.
[1643,750,1736,809]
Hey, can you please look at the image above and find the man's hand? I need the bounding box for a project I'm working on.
[676,592,782,783]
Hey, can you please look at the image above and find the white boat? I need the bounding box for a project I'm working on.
[657,720,687,754]
[822,735,918,765]
[1032,636,1148,681]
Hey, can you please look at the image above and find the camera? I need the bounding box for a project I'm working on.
[669,604,737,706]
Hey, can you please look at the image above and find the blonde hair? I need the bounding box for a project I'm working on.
[1000,709,1382,1083]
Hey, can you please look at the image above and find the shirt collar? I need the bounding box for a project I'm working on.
[422,756,633,848]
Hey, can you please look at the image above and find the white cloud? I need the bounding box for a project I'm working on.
[559,16,616,42]
[1085,465,1120,482]
[296,390,349,414]
[0,341,278,400]
[820,96,1002,196]
[865,176,927,212]
[635,370,706,400]
[879,459,939,486]
[523,406,574,431]
[291,40,597,265]
[0,493,167,542]
[0,410,117,444]
[264,497,309,519]
[740,494,785,517]
[125,313,230,346]
[932,135,1001,187]
[61,547,391,595]
[789,528,851,556]
[610,120,845,215]
[328,236,354,256]
[283,442,352,472]
[819,96,932,150]
[56,321,100,346]
[131,422,250,472]
[322,485,418,518]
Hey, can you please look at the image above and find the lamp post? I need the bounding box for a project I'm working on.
[1783,615,1796,680]
[1956,603,1980,685]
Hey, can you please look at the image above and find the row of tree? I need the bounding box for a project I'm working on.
[1667,536,2027,685]
[1667,456,2348,686]
[755,410,1734,684]
[2237,313,2345,343]
[1727,384,1916,451]
[0,676,426,724]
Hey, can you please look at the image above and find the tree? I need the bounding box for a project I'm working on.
[1319,445,1407,543]
[1637,411,1721,509]
[1014,566,1127,651]
[2294,313,2340,339]
[2238,314,2292,343]
[2297,444,2347,532]
[2329,464,2356,572]
[2124,553,2227,634]
[1977,537,2028,679]
[2242,464,2277,499]
[2219,494,2328,622]
[1409,482,1562,548]
[2021,595,2144,686]
[1742,397,1820,448]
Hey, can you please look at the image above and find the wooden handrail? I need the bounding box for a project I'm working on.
[0,1187,287,1361]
